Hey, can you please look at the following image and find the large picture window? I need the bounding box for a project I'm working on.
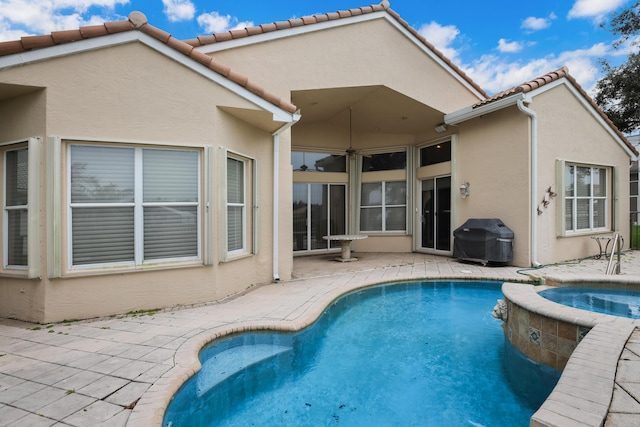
[69,145,199,267]
[4,148,28,268]
[563,163,608,232]
[360,181,406,232]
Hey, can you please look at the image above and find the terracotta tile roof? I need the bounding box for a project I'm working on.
[472,67,571,108]
[183,1,488,99]
[474,67,638,156]
[0,12,298,115]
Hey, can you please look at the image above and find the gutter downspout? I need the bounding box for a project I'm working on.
[272,112,301,282]
[517,97,541,267]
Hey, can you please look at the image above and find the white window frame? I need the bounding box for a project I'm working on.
[2,138,40,277]
[226,155,246,256]
[558,160,611,235]
[360,180,407,233]
[219,148,258,261]
[67,143,201,269]
[4,147,28,270]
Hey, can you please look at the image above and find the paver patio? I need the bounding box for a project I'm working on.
[1,251,639,426]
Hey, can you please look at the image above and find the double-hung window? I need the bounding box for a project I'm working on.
[563,163,608,233]
[227,156,245,254]
[4,148,28,268]
[69,144,200,268]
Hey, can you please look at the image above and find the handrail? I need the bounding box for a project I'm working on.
[606,233,622,275]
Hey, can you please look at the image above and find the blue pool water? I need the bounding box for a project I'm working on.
[164,281,549,426]
[540,286,640,319]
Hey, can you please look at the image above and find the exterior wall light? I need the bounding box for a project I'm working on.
[435,123,448,133]
[459,182,470,198]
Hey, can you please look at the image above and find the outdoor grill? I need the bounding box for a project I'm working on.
[453,218,514,264]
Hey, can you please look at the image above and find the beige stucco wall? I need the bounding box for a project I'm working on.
[0,41,291,323]
[452,84,632,267]
[205,17,481,114]
[532,85,631,264]
[454,107,532,266]
[0,90,46,141]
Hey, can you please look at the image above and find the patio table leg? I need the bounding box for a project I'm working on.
[337,240,356,262]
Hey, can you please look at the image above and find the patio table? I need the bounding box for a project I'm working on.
[323,234,368,262]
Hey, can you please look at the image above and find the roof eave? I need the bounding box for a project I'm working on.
[444,93,526,125]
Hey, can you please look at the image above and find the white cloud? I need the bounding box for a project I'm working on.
[497,38,523,53]
[196,11,253,34]
[568,0,628,21]
[417,21,461,62]
[162,0,195,23]
[0,0,128,38]
[521,16,552,31]
[463,42,611,95]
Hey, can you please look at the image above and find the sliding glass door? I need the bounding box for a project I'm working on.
[420,176,451,252]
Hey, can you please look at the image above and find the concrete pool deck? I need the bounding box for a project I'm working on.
[0,251,639,426]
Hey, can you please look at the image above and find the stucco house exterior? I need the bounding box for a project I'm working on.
[0,2,636,323]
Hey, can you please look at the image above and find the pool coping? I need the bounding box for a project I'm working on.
[502,282,640,427]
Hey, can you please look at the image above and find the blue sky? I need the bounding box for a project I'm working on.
[0,0,636,95]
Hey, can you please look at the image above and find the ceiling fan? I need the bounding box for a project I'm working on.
[346,107,356,156]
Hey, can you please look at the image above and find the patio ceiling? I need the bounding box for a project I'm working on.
[0,83,42,101]
[291,85,444,135]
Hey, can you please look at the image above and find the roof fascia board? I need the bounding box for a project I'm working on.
[195,12,486,100]
[0,32,297,124]
[527,78,636,158]
[0,31,139,69]
[445,93,526,125]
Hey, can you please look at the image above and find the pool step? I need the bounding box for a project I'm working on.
[196,344,293,396]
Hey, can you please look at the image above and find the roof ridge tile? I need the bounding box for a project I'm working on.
[79,24,109,38]
[51,29,83,44]
[21,34,55,50]
[104,20,134,34]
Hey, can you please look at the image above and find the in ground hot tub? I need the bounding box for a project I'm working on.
[539,286,640,319]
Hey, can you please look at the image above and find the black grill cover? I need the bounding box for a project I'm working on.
[453,218,514,263]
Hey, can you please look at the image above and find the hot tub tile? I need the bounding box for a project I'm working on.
[558,322,577,340]
[540,348,558,369]
[541,317,557,335]
[557,337,577,357]
[541,332,558,351]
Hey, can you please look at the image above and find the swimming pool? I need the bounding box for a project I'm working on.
[164,281,546,426]
[539,286,640,319]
